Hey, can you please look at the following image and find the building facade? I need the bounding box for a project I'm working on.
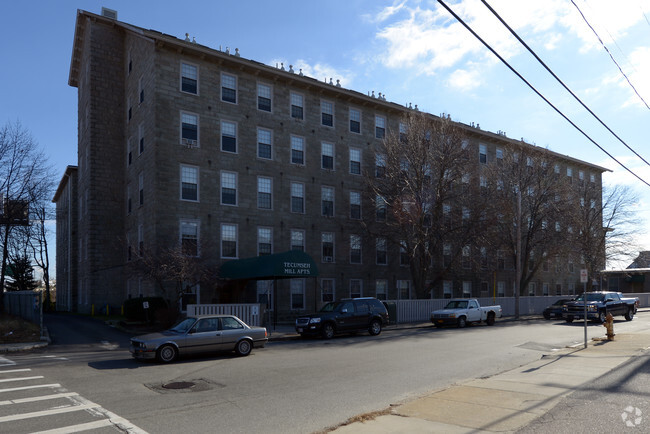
[55,9,607,319]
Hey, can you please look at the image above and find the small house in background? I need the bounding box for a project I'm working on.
[601,251,650,293]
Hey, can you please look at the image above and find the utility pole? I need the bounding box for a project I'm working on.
[515,189,521,319]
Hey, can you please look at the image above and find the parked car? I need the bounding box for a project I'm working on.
[295,297,389,339]
[130,315,268,363]
[563,292,639,323]
[430,299,502,328]
[543,298,574,320]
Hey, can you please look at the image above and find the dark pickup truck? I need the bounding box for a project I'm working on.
[563,291,638,323]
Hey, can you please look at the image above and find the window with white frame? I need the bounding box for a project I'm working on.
[350,234,362,264]
[462,245,471,269]
[350,279,362,298]
[257,82,271,112]
[398,280,410,299]
[349,148,361,175]
[400,240,409,266]
[376,238,387,265]
[321,186,334,217]
[462,281,471,297]
[181,62,198,94]
[443,243,452,267]
[258,227,272,256]
[290,92,303,119]
[321,278,334,302]
[181,112,198,146]
[257,177,272,209]
[399,122,407,142]
[321,142,334,170]
[180,220,199,256]
[479,143,487,164]
[375,280,387,300]
[496,147,503,163]
[257,128,272,159]
[291,229,305,251]
[291,182,304,213]
[590,173,595,183]
[350,191,361,219]
[221,120,237,153]
[138,76,145,102]
[221,73,237,103]
[528,282,536,296]
[257,280,272,307]
[375,115,386,139]
[291,279,305,309]
[291,136,305,165]
[322,232,334,262]
[375,153,386,177]
[220,171,237,206]
[321,100,333,126]
[180,165,198,201]
[567,167,573,177]
[221,224,237,258]
[376,195,386,221]
[350,108,361,133]
[542,283,549,296]
[497,281,505,297]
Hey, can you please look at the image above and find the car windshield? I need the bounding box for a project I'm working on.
[575,293,605,302]
[169,318,196,333]
[320,302,341,312]
[445,300,468,309]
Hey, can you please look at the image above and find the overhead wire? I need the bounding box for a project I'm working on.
[480,0,650,168]
[435,0,650,188]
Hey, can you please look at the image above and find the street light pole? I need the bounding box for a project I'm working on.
[515,189,521,319]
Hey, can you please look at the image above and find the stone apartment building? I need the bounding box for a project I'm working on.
[54,9,608,318]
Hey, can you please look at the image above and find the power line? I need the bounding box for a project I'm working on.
[570,0,650,111]
[480,0,650,169]
[436,0,650,189]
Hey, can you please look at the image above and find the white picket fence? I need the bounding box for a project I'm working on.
[186,303,263,326]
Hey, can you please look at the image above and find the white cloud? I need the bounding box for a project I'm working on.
[268,58,356,88]
[619,46,650,109]
[364,0,407,23]
[446,66,482,91]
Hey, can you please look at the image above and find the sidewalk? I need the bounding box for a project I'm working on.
[329,329,650,433]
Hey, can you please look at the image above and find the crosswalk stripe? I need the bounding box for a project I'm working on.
[31,419,115,433]
[0,383,61,393]
[0,403,101,422]
[0,392,79,406]
[0,376,44,383]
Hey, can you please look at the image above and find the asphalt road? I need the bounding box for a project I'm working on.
[3,312,648,433]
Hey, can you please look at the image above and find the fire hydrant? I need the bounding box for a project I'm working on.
[603,313,615,340]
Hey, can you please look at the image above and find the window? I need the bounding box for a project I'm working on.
[138,224,144,257]
[181,62,198,94]
[496,147,503,163]
[291,182,304,213]
[257,83,271,112]
[321,186,334,217]
[257,177,272,209]
[258,227,272,256]
[138,123,144,154]
[127,138,132,166]
[375,154,386,177]
[321,279,334,302]
[291,229,305,251]
[554,164,561,174]
[542,283,549,296]
[322,232,334,262]
[443,243,452,268]
[350,279,362,298]
[220,171,237,205]
[497,281,505,297]
[528,282,536,296]
[400,241,409,266]
[398,280,410,299]
[221,73,237,103]
[350,234,362,264]
[321,100,333,126]
[462,281,472,298]
[221,121,237,153]
[375,280,387,300]
[257,128,272,159]
[350,108,361,133]
[376,195,387,221]
[462,245,471,269]
[321,142,334,170]
[375,115,386,139]
[376,238,387,265]
[180,220,199,256]
[290,92,303,119]
[180,165,198,201]
[138,172,144,206]
[291,279,305,309]
[291,136,304,165]
[350,191,361,219]
[181,112,198,147]
[479,144,487,164]
[399,122,407,142]
[480,247,488,269]
[579,170,584,181]
[221,224,237,258]
[349,148,361,175]
[590,173,595,183]
[127,186,132,214]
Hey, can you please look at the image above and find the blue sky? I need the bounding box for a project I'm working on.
[2,0,650,272]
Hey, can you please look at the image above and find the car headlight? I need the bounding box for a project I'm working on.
[309,318,321,324]
[449,314,456,318]
[588,305,597,312]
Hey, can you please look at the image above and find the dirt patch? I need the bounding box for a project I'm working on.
[0,314,41,344]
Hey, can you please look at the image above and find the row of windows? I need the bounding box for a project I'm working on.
[179,61,387,136]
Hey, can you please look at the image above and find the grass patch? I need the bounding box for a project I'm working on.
[0,314,41,344]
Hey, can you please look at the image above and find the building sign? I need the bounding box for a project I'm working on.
[283,262,312,275]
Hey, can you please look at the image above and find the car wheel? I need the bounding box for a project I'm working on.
[457,316,467,328]
[597,310,607,323]
[565,316,574,323]
[322,323,335,339]
[156,344,177,363]
[625,308,634,321]
[486,313,495,326]
[543,312,551,320]
[235,339,252,356]
[369,319,382,336]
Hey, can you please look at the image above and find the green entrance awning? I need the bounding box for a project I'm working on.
[220,250,319,280]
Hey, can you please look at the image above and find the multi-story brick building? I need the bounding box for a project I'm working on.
[54,9,608,319]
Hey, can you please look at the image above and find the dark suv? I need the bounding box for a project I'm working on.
[295,297,390,339]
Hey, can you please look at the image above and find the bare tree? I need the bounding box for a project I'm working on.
[366,113,490,298]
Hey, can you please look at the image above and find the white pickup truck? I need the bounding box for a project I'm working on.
[430,299,502,328]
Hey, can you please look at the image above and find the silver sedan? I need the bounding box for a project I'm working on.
[130,315,268,363]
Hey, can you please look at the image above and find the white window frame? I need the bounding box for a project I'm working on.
[290,92,304,120]
[375,279,388,300]
[257,127,273,160]
[290,135,305,165]
[375,115,386,139]
[180,111,199,147]
[349,190,361,220]
[180,61,199,95]
[180,164,199,202]
[290,279,305,310]
[220,171,238,206]
[221,72,237,104]
[349,108,361,134]
[221,120,237,153]
[221,223,238,259]
[321,232,335,263]
[321,142,335,170]
[321,185,334,217]
[349,148,362,175]
[291,229,305,251]
[257,82,272,112]
[180,219,200,257]
[376,237,387,265]
[257,176,273,210]
[350,279,363,298]
[321,100,334,127]
[290,182,305,214]
[321,278,335,302]
[479,143,487,164]
[398,280,411,299]
[350,234,362,264]
[257,226,273,256]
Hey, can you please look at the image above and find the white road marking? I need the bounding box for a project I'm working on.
[0,376,44,383]
[0,357,16,367]
[0,392,79,406]
[0,383,61,393]
[0,369,31,374]
[31,419,115,433]
[0,403,101,422]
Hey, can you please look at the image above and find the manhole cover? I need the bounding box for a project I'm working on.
[162,381,195,390]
